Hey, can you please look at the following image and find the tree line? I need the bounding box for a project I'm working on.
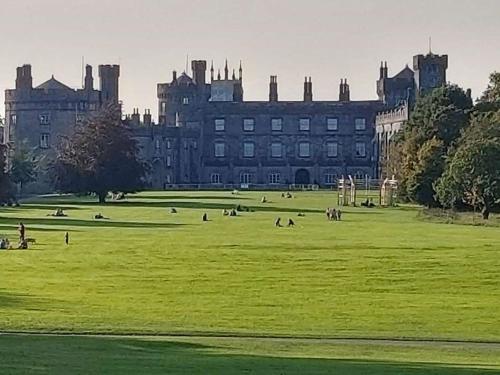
[390,72,500,219]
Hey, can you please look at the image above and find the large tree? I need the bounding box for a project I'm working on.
[9,141,38,196]
[436,110,500,219]
[0,144,13,204]
[398,85,473,206]
[52,104,146,203]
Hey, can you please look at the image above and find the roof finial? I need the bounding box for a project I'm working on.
[224,59,229,80]
[210,60,214,81]
[428,36,432,54]
[239,60,243,81]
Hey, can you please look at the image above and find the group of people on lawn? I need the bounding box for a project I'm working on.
[0,222,27,250]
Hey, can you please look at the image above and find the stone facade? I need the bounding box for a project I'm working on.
[3,51,449,191]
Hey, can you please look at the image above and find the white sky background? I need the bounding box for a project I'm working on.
[0,0,499,119]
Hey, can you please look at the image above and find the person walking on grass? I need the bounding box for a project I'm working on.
[65,232,69,245]
[18,222,25,242]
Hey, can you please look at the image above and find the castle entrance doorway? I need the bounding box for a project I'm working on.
[295,169,310,185]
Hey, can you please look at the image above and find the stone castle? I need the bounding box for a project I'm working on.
[2,51,448,190]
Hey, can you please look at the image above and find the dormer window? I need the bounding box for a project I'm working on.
[182,97,189,105]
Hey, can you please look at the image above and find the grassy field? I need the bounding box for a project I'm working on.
[1,190,500,373]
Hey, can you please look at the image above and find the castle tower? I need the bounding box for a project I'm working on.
[84,65,94,91]
[413,52,448,95]
[191,60,207,85]
[98,64,120,104]
[269,75,278,102]
[15,65,32,90]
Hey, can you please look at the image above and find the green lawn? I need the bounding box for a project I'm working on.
[1,190,500,373]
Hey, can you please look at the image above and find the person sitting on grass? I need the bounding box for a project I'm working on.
[275,217,282,227]
[0,238,6,250]
[94,213,108,220]
[202,213,208,222]
[261,196,267,203]
[222,209,229,216]
[230,209,237,217]
[288,218,295,227]
[337,209,342,221]
[170,208,178,214]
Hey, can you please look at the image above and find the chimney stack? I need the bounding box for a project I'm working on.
[339,79,350,102]
[84,65,93,91]
[144,109,152,125]
[269,75,278,102]
[303,77,313,102]
[16,65,33,90]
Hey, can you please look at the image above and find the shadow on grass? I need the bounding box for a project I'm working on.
[0,335,498,375]
[0,217,187,230]
[0,290,49,310]
[131,194,251,201]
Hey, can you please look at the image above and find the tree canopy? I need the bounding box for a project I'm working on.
[398,85,473,206]
[436,110,500,219]
[9,141,38,196]
[52,104,147,203]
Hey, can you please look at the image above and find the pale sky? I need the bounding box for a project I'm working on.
[1,0,499,119]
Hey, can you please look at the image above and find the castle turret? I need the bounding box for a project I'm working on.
[269,75,278,102]
[99,64,120,104]
[413,52,448,95]
[84,65,94,91]
[16,65,32,90]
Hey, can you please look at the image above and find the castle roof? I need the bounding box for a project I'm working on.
[176,73,193,85]
[393,65,414,80]
[36,76,74,91]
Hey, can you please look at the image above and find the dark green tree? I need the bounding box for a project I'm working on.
[436,110,500,219]
[399,85,473,206]
[9,141,38,196]
[0,143,13,204]
[52,104,147,203]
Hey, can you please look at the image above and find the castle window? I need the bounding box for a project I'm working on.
[269,172,281,184]
[89,104,97,111]
[166,140,171,149]
[327,117,338,131]
[325,173,337,185]
[214,142,225,157]
[271,142,282,158]
[240,172,252,184]
[161,102,167,113]
[299,142,311,158]
[355,142,366,157]
[182,97,189,105]
[243,118,255,132]
[243,142,255,158]
[211,173,221,184]
[326,142,338,158]
[215,118,225,132]
[39,133,50,149]
[271,118,283,131]
[166,174,171,184]
[39,114,50,125]
[10,114,17,125]
[299,118,310,131]
[166,155,172,167]
[355,118,366,131]
[155,139,161,150]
